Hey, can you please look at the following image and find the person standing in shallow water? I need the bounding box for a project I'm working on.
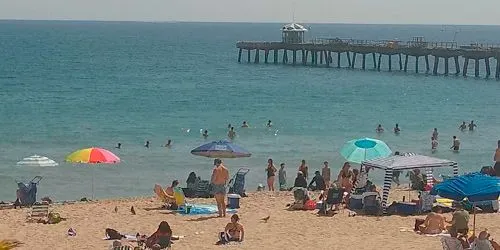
[394,123,401,134]
[432,128,439,140]
[202,130,208,139]
[450,136,460,152]
[228,127,236,140]
[468,120,477,131]
[145,141,150,148]
[431,137,439,152]
[494,140,500,177]
[265,159,277,191]
[459,121,467,131]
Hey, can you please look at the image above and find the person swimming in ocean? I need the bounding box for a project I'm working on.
[116,143,121,149]
[241,121,249,128]
[163,139,172,147]
[468,120,477,131]
[376,124,384,133]
[432,128,439,140]
[228,127,236,140]
[394,123,401,134]
[145,141,150,148]
[459,121,467,131]
[227,124,232,129]
[203,130,208,139]
[266,120,272,128]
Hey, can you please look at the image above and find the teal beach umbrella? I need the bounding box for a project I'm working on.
[340,138,392,164]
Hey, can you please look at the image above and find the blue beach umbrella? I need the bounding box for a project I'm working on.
[191,140,251,158]
[430,173,500,202]
[340,137,392,164]
[430,173,500,235]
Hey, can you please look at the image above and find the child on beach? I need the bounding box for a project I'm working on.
[278,163,287,191]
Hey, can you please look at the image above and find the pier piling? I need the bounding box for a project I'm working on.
[292,50,297,65]
[238,48,242,63]
[444,57,449,75]
[377,54,382,71]
[475,59,480,77]
[274,50,278,64]
[372,53,377,69]
[425,55,430,72]
[404,55,409,72]
[463,58,469,77]
[362,54,366,70]
[351,53,357,68]
[485,58,491,77]
[433,56,439,75]
[415,56,420,73]
[454,56,460,75]
[337,52,341,68]
[247,49,251,63]
[254,49,260,63]
[388,55,392,72]
[264,50,269,63]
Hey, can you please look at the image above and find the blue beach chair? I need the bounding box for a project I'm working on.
[16,176,42,207]
[228,168,250,197]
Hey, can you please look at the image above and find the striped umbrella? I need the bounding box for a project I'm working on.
[17,155,58,167]
[66,147,120,199]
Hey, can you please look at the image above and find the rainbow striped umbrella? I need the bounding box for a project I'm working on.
[66,147,120,164]
[66,147,120,199]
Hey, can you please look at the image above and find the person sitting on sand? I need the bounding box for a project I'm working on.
[448,203,470,235]
[308,171,326,191]
[217,214,244,244]
[418,206,446,234]
[241,121,249,128]
[293,171,307,189]
[164,180,180,209]
[146,221,173,249]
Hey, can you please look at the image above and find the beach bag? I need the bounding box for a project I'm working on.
[304,200,316,210]
[105,228,124,240]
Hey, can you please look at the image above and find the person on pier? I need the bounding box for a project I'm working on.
[376,124,384,133]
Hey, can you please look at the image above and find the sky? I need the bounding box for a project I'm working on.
[0,0,499,25]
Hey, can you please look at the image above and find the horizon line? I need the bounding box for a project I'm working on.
[0,18,499,27]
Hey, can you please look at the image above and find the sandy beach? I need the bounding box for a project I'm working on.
[1,189,499,250]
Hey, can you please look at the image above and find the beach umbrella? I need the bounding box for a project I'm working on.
[430,173,500,235]
[17,155,58,167]
[191,140,251,158]
[66,147,120,199]
[340,137,392,164]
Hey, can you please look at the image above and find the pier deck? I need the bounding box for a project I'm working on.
[236,38,500,78]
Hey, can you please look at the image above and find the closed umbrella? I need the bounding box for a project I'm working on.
[431,173,500,235]
[66,147,120,199]
[17,155,58,167]
[340,138,392,164]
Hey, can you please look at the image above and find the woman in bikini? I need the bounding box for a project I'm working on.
[266,159,277,191]
[218,214,244,244]
[337,162,354,193]
[146,221,173,249]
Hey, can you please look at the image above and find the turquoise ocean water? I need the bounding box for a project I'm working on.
[0,21,499,201]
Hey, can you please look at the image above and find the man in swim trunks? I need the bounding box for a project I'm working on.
[419,206,446,234]
[450,136,460,151]
[459,121,467,131]
[211,158,229,217]
[448,204,469,235]
[468,120,477,131]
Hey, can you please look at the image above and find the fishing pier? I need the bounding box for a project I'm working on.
[236,23,500,79]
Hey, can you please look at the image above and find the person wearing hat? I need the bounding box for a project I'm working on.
[293,171,307,189]
[211,158,229,217]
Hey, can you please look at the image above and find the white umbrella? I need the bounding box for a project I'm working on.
[17,155,58,167]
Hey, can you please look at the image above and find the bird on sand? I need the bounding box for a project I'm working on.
[114,206,118,213]
[130,206,136,215]
[260,216,270,223]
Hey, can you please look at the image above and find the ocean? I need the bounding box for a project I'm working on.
[0,21,499,201]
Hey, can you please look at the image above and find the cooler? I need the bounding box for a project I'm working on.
[227,194,241,209]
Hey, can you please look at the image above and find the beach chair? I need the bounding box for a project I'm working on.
[26,201,49,222]
[440,236,465,250]
[228,168,250,197]
[326,187,343,211]
[16,176,42,207]
[195,180,212,198]
[419,191,435,213]
[362,193,381,215]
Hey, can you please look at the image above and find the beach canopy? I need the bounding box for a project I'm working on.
[430,173,500,202]
[66,147,120,164]
[340,138,392,164]
[191,140,251,158]
[17,155,58,167]
[361,153,458,214]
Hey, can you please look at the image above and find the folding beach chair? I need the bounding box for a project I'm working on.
[325,187,344,212]
[195,180,212,198]
[16,176,42,207]
[26,201,49,223]
[228,168,250,197]
[362,193,382,215]
[440,236,464,250]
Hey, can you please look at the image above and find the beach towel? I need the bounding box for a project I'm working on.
[177,204,237,215]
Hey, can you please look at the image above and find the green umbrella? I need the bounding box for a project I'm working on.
[340,138,392,164]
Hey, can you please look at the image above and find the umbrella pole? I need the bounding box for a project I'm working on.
[92,167,95,200]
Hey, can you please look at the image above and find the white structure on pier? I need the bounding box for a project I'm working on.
[281,23,307,44]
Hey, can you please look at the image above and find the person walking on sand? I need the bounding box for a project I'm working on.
[468,120,477,131]
[494,140,500,177]
[321,161,331,187]
[211,159,229,217]
[432,128,439,140]
[278,163,287,191]
[450,136,460,152]
[298,160,309,180]
[265,159,277,191]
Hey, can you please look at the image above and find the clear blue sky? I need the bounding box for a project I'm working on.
[0,0,499,25]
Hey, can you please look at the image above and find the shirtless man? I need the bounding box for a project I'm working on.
[468,120,477,131]
[459,121,467,131]
[211,159,229,217]
[419,206,446,234]
[450,136,460,151]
